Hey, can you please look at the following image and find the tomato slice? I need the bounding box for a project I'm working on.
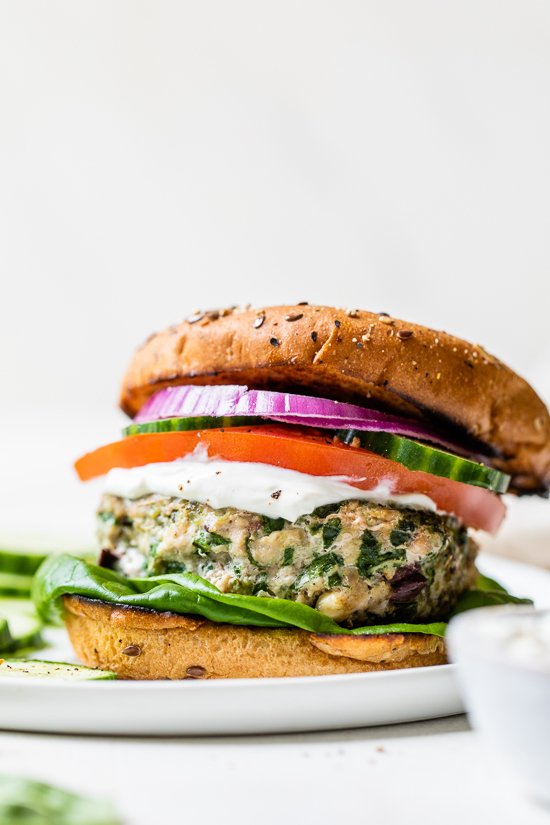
[75,426,505,533]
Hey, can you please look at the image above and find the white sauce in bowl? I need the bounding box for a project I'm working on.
[470,610,550,672]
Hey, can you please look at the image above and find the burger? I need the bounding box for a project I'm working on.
[33,305,550,679]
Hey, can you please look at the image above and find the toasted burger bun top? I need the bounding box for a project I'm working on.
[120,305,550,495]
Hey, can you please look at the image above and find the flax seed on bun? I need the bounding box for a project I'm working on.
[120,305,550,494]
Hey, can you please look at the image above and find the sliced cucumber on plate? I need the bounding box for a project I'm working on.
[0,619,10,651]
[337,429,510,493]
[0,571,35,598]
[0,659,117,680]
[0,600,43,653]
[0,547,47,575]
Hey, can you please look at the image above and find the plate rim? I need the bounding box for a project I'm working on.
[0,661,458,689]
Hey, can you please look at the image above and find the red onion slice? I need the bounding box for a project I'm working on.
[136,384,380,421]
[135,384,475,456]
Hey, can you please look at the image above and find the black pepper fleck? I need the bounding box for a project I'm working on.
[271,490,282,499]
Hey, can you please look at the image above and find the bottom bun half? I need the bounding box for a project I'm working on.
[63,595,447,679]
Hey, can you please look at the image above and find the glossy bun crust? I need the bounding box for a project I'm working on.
[64,596,446,679]
[120,305,550,494]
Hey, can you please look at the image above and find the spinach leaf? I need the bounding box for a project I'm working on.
[451,587,532,615]
[311,503,341,519]
[32,556,532,641]
[293,553,343,590]
[161,560,187,574]
[357,528,406,575]
[474,572,508,593]
[252,578,272,596]
[33,554,446,637]
[389,528,411,547]
[357,529,380,577]
[261,516,286,535]
[245,537,263,568]
[192,530,231,556]
[327,571,342,588]
[282,547,294,566]
[322,518,341,548]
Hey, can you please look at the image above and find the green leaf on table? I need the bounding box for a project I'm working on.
[0,775,121,825]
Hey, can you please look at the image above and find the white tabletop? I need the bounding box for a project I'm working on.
[1,716,548,825]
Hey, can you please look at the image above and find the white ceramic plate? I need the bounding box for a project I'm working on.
[1,554,549,735]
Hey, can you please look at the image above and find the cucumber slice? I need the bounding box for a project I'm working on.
[0,547,47,575]
[338,430,510,493]
[0,620,10,651]
[0,571,34,597]
[0,659,117,680]
[123,415,262,436]
[0,600,43,652]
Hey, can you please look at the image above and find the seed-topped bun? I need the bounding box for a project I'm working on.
[63,595,447,679]
[120,305,550,494]
[33,303,539,684]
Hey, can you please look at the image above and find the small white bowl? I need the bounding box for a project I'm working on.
[447,606,550,807]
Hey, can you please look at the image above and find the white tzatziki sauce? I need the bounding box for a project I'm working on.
[102,451,436,522]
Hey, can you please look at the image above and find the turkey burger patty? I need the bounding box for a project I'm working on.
[97,495,477,625]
